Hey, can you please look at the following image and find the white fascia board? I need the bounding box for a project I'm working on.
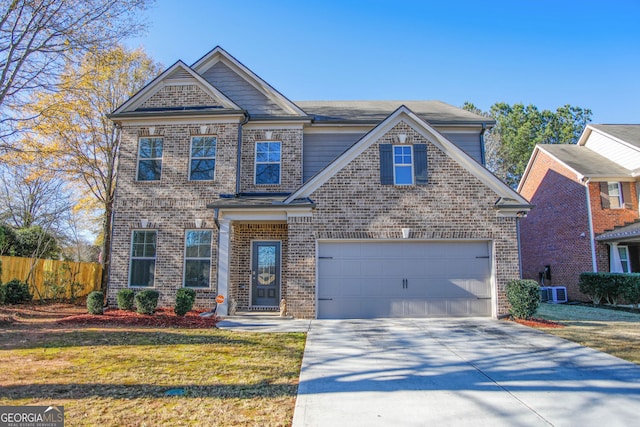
[243,122,306,130]
[518,145,585,192]
[517,146,540,193]
[585,125,640,153]
[113,61,240,114]
[576,125,594,146]
[191,46,306,117]
[286,106,528,205]
[112,115,246,126]
[217,207,313,222]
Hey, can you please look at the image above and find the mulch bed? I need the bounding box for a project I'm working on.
[510,317,564,328]
[56,307,220,328]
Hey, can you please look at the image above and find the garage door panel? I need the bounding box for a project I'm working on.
[317,241,493,318]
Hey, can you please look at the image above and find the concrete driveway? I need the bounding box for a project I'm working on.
[292,318,640,426]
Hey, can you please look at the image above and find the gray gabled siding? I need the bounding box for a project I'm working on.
[441,132,483,163]
[303,132,366,182]
[200,61,289,116]
[304,131,483,181]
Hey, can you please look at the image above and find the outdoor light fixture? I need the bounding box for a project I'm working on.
[140,219,149,228]
[398,134,407,143]
[265,131,273,140]
[200,125,208,134]
[148,127,155,136]
[402,228,411,239]
[195,219,204,229]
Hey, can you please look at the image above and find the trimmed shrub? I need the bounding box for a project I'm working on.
[620,276,640,308]
[135,289,159,315]
[2,279,32,304]
[579,272,605,305]
[117,288,135,311]
[579,272,640,306]
[506,279,540,319]
[87,291,104,315]
[174,288,196,316]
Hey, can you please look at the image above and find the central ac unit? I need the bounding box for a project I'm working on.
[549,286,567,303]
[539,286,552,302]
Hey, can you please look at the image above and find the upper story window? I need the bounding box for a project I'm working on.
[190,136,217,181]
[600,181,631,209]
[380,143,428,186]
[137,137,163,181]
[393,145,414,185]
[607,182,623,208]
[129,230,157,287]
[255,141,281,185]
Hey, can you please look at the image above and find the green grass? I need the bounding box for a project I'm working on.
[0,327,306,426]
[534,303,640,365]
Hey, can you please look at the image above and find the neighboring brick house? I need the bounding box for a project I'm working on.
[107,46,530,319]
[518,124,640,300]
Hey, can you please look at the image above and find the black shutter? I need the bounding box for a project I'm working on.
[600,182,610,209]
[413,144,428,185]
[380,144,393,185]
[622,182,633,209]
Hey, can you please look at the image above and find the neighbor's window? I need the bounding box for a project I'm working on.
[618,246,631,273]
[184,230,212,288]
[255,141,281,185]
[190,136,217,180]
[129,230,157,287]
[607,182,623,209]
[137,137,163,181]
[393,145,414,185]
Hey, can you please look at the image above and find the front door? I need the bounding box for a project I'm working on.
[251,241,281,307]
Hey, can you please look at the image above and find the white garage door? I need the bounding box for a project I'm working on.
[317,241,492,318]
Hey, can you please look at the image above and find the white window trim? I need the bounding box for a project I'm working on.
[136,137,163,182]
[189,135,217,181]
[183,229,212,288]
[618,245,631,273]
[607,182,624,209]
[393,144,414,186]
[129,229,157,288]
[254,141,281,185]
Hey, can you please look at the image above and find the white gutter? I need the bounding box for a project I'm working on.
[584,178,598,271]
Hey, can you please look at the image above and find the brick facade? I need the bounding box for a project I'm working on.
[519,149,640,300]
[108,48,524,318]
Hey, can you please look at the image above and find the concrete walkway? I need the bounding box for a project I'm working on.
[216,312,312,332]
[293,318,640,427]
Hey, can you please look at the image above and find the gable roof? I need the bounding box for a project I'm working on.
[296,100,493,125]
[191,46,307,118]
[536,145,632,178]
[581,124,640,149]
[285,105,528,212]
[111,61,241,117]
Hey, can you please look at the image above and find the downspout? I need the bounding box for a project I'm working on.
[479,123,487,165]
[516,216,523,277]
[235,112,250,195]
[584,178,598,271]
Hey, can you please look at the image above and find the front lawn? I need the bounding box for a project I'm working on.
[0,306,306,426]
[534,303,640,365]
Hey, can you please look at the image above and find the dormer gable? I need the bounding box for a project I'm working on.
[112,61,241,115]
[192,46,307,118]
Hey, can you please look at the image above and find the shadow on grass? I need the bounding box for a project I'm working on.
[0,383,298,400]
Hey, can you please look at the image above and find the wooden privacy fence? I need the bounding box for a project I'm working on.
[1,256,102,300]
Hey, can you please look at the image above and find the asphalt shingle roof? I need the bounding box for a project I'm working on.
[591,125,640,149]
[539,144,632,178]
[295,101,493,125]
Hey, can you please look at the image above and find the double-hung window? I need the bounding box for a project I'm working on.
[255,141,281,185]
[607,182,623,209]
[129,230,157,287]
[137,137,163,181]
[190,136,217,180]
[184,230,212,288]
[393,145,414,185]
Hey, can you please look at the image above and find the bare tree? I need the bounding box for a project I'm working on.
[0,0,153,145]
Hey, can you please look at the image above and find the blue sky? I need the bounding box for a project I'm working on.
[127,0,640,124]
